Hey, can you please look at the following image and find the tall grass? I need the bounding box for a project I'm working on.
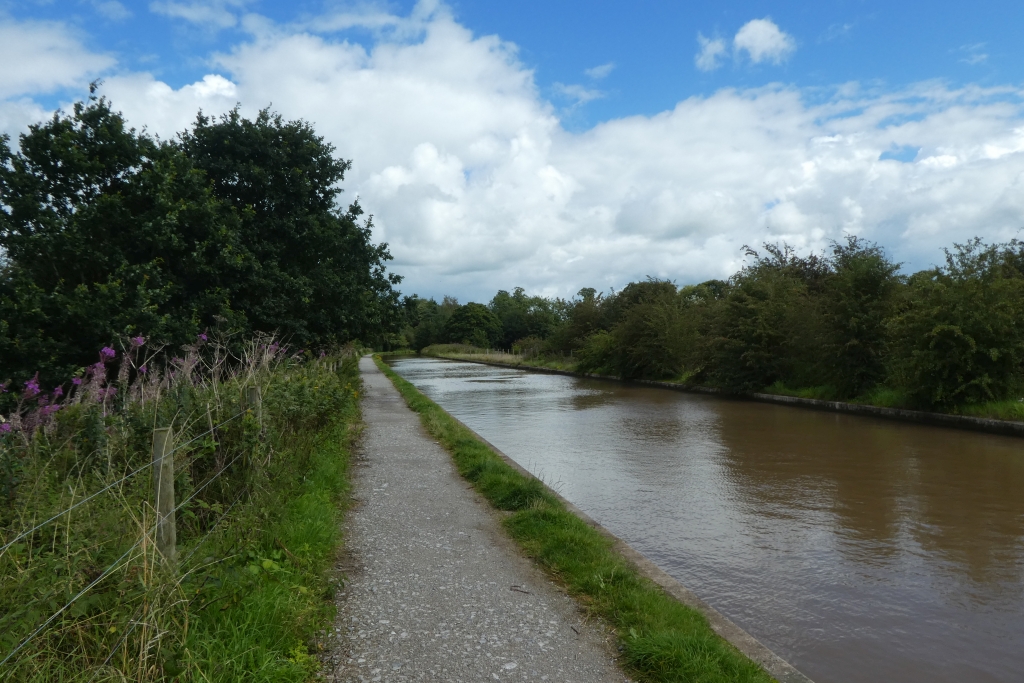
[1,337,359,681]
[374,355,775,683]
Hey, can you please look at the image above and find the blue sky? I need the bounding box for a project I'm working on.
[3,1,1024,300]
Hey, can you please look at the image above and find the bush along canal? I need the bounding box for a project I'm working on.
[384,355,1024,683]
[373,355,809,683]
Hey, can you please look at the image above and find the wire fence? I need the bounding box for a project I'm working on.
[0,404,255,671]
[0,411,245,559]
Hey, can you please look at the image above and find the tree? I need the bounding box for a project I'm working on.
[444,303,501,348]
[0,94,402,392]
[178,107,402,348]
[888,240,1024,409]
[821,237,902,397]
[0,92,241,388]
[488,287,559,348]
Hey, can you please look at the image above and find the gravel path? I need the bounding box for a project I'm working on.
[320,357,630,683]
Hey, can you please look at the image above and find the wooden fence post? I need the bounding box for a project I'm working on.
[152,427,176,566]
[245,386,262,427]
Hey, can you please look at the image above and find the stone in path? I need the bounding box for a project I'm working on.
[320,357,630,683]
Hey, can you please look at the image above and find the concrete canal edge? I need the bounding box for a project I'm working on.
[441,412,815,683]
[439,356,1024,438]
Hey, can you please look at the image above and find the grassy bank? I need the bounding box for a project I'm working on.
[373,355,774,683]
[1,343,359,681]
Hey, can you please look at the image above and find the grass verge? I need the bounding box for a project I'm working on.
[1,349,359,682]
[372,355,774,683]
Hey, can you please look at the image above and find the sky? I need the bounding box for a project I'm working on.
[2,0,1024,302]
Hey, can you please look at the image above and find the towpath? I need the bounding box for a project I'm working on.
[320,357,629,683]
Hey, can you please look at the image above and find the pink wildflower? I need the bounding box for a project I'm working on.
[0,423,11,434]
[23,374,40,397]
[100,347,116,360]
[72,377,83,386]
[131,336,145,347]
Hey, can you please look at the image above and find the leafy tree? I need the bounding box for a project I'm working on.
[888,240,1024,409]
[821,237,902,397]
[0,94,402,392]
[488,287,559,348]
[545,288,609,353]
[607,280,687,379]
[703,245,825,392]
[0,92,241,388]
[178,107,402,347]
[444,302,501,348]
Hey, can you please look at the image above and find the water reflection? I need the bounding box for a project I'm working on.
[388,358,1024,683]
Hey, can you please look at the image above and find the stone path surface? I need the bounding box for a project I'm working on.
[320,357,630,683]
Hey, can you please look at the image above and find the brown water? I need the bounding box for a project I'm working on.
[386,357,1024,683]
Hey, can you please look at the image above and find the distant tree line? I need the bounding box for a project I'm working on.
[0,89,402,398]
[396,237,1024,412]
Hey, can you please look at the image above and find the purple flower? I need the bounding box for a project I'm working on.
[0,423,11,434]
[72,377,83,386]
[138,365,147,374]
[198,333,208,342]
[52,386,63,398]
[100,347,116,360]
[24,374,40,397]
[0,381,8,393]
[131,336,145,347]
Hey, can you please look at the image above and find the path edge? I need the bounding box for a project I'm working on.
[373,355,814,683]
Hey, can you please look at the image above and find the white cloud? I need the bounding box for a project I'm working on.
[0,17,114,99]
[959,43,988,65]
[585,62,614,80]
[93,1,131,21]
[695,33,727,72]
[734,18,796,65]
[6,4,1024,302]
[552,82,603,106]
[149,0,251,29]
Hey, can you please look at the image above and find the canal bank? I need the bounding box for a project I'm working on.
[385,355,1024,683]
[420,353,1024,438]
[371,355,814,683]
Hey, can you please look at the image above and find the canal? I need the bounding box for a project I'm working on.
[386,357,1024,683]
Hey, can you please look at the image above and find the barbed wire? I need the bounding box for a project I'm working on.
[0,411,245,558]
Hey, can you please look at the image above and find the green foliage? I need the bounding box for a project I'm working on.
[406,236,1024,414]
[888,239,1024,409]
[820,236,902,396]
[442,302,501,348]
[703,245,825,391]
[0,93,401,392]
[374,356,774,683]
[488,287,560,347]
[608,280,688,379]
[0,93,241,389]
[0,343,360,681]
[179,107,402,349]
